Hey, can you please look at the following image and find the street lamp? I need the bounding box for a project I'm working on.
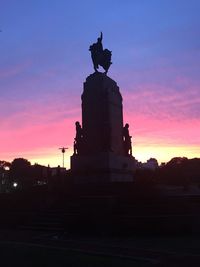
[59,147,68,168]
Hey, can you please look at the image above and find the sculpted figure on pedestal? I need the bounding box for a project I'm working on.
[123,123,132,156]
[74,121,83,155]
[89,32,112,74]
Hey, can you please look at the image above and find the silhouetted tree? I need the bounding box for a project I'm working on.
[135,168,156,187]
[157,157,200,187]
[9,158,33,189]
[32,163,48,185]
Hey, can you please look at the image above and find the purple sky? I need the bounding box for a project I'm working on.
[0,0,200,167]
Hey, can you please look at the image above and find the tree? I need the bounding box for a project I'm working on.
[157,157,200,187]
[9,158,33,188]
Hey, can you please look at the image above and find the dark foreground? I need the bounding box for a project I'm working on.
[1,184,200,266]
[1,229,200,267]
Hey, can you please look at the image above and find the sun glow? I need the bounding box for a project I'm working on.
[29,147,73,168]
[19,144,199,169]
[134,144,200,164]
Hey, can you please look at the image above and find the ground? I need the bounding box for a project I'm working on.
[1,230,200,266]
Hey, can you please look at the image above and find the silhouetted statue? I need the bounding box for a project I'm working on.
[123,123,132,156]
[74,121,83,155]
[89,32,112,74]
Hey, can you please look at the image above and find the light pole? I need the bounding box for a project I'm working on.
[59,147,68,168]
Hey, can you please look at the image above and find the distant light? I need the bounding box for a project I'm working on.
[13,182,18,188]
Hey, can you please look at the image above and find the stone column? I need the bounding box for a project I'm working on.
[81,72,124,155]
[70,72,135,183]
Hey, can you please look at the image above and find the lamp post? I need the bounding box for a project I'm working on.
[59,147,68,168]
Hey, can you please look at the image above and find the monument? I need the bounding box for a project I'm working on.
[70,33,135,183]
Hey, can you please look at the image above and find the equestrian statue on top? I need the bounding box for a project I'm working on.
[89,32,112,74]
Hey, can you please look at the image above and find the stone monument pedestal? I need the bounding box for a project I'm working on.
[71,152,135,183]
[70,72,135,183]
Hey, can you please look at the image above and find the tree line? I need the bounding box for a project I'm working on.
[0,157,200,193]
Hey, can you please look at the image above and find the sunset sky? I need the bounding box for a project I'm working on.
[0,0,199,168]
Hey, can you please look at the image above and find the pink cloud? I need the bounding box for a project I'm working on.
[0,118,75,153]
[1,66,199,165]
[0,61,32,79]
[122,77,200,121]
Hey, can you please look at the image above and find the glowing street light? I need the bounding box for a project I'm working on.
[13,182,18,188]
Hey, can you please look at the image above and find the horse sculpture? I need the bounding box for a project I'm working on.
[89,32,112,74]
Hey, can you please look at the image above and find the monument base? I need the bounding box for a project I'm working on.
[70,152,136,183]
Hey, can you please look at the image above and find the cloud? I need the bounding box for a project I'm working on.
[115,60,200,123]
[0,61,31,79]
[0,117,76,153]
[1,65,199,166]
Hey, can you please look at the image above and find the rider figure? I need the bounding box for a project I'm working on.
[96,32,103,54]
[89,32,112,74]
[89,32,103,72]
